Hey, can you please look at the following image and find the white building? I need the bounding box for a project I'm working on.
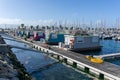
[64,35,101,51]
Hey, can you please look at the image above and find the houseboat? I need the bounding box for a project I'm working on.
[26,31,30,38]
[25,31,34,38]
[63,34,102,51]
[33,31,45,41]
[17,30,26,37]
[46,33,64,45]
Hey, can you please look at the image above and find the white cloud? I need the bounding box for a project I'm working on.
[0,18,55,26]
[0,18,22,24]
[38,19,54,25]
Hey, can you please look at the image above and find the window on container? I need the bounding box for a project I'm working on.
[52,34,57,39]
[38,32,43,36]
[77,37,84,43]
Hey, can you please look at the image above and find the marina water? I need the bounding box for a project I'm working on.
[81,39,120,66]
[2,34,92,80]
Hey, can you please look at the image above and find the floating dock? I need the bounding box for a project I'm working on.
[6,33,120,80]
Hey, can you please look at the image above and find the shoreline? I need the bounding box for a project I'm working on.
[0,35,32,80]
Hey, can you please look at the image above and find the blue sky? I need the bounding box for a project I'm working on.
[0,0,120,25]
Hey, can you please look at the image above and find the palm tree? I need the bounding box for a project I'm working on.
[52,26,55,30]
[30,25,33,30]
[42,26,45,30]
[36,25,39,29]
[21,24,24,29]
[65,27,68,30]
[18,26,20,29]
[59,25,63,30]
[70,26,73,30]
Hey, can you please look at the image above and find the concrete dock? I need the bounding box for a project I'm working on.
[7,33,120,80]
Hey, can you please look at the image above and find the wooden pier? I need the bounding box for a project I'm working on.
[6,34,120,80]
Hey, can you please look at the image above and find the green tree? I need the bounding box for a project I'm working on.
[59,25,63,30]
[21,24,24,28]
[36,25,39,29]
[30,25,33,30]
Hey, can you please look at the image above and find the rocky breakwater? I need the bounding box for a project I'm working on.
[0,35,32,80]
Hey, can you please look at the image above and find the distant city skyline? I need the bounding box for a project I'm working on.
[0,0,120,27]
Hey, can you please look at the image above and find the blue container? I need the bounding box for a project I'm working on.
[25,31,30,38]
[47,33,64,45]
[17,31,21,36]
[19,31,26,37]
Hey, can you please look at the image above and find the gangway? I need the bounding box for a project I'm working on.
[94,53,120,59]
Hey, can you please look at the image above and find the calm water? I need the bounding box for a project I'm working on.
[81,39,120,66]
[2,34,92,80]
[105,58,120,66]
[81,40,120,55]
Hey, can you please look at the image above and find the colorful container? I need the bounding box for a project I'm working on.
[34,32,45,41]
[19,31,25,37]
[46,33,64,45]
